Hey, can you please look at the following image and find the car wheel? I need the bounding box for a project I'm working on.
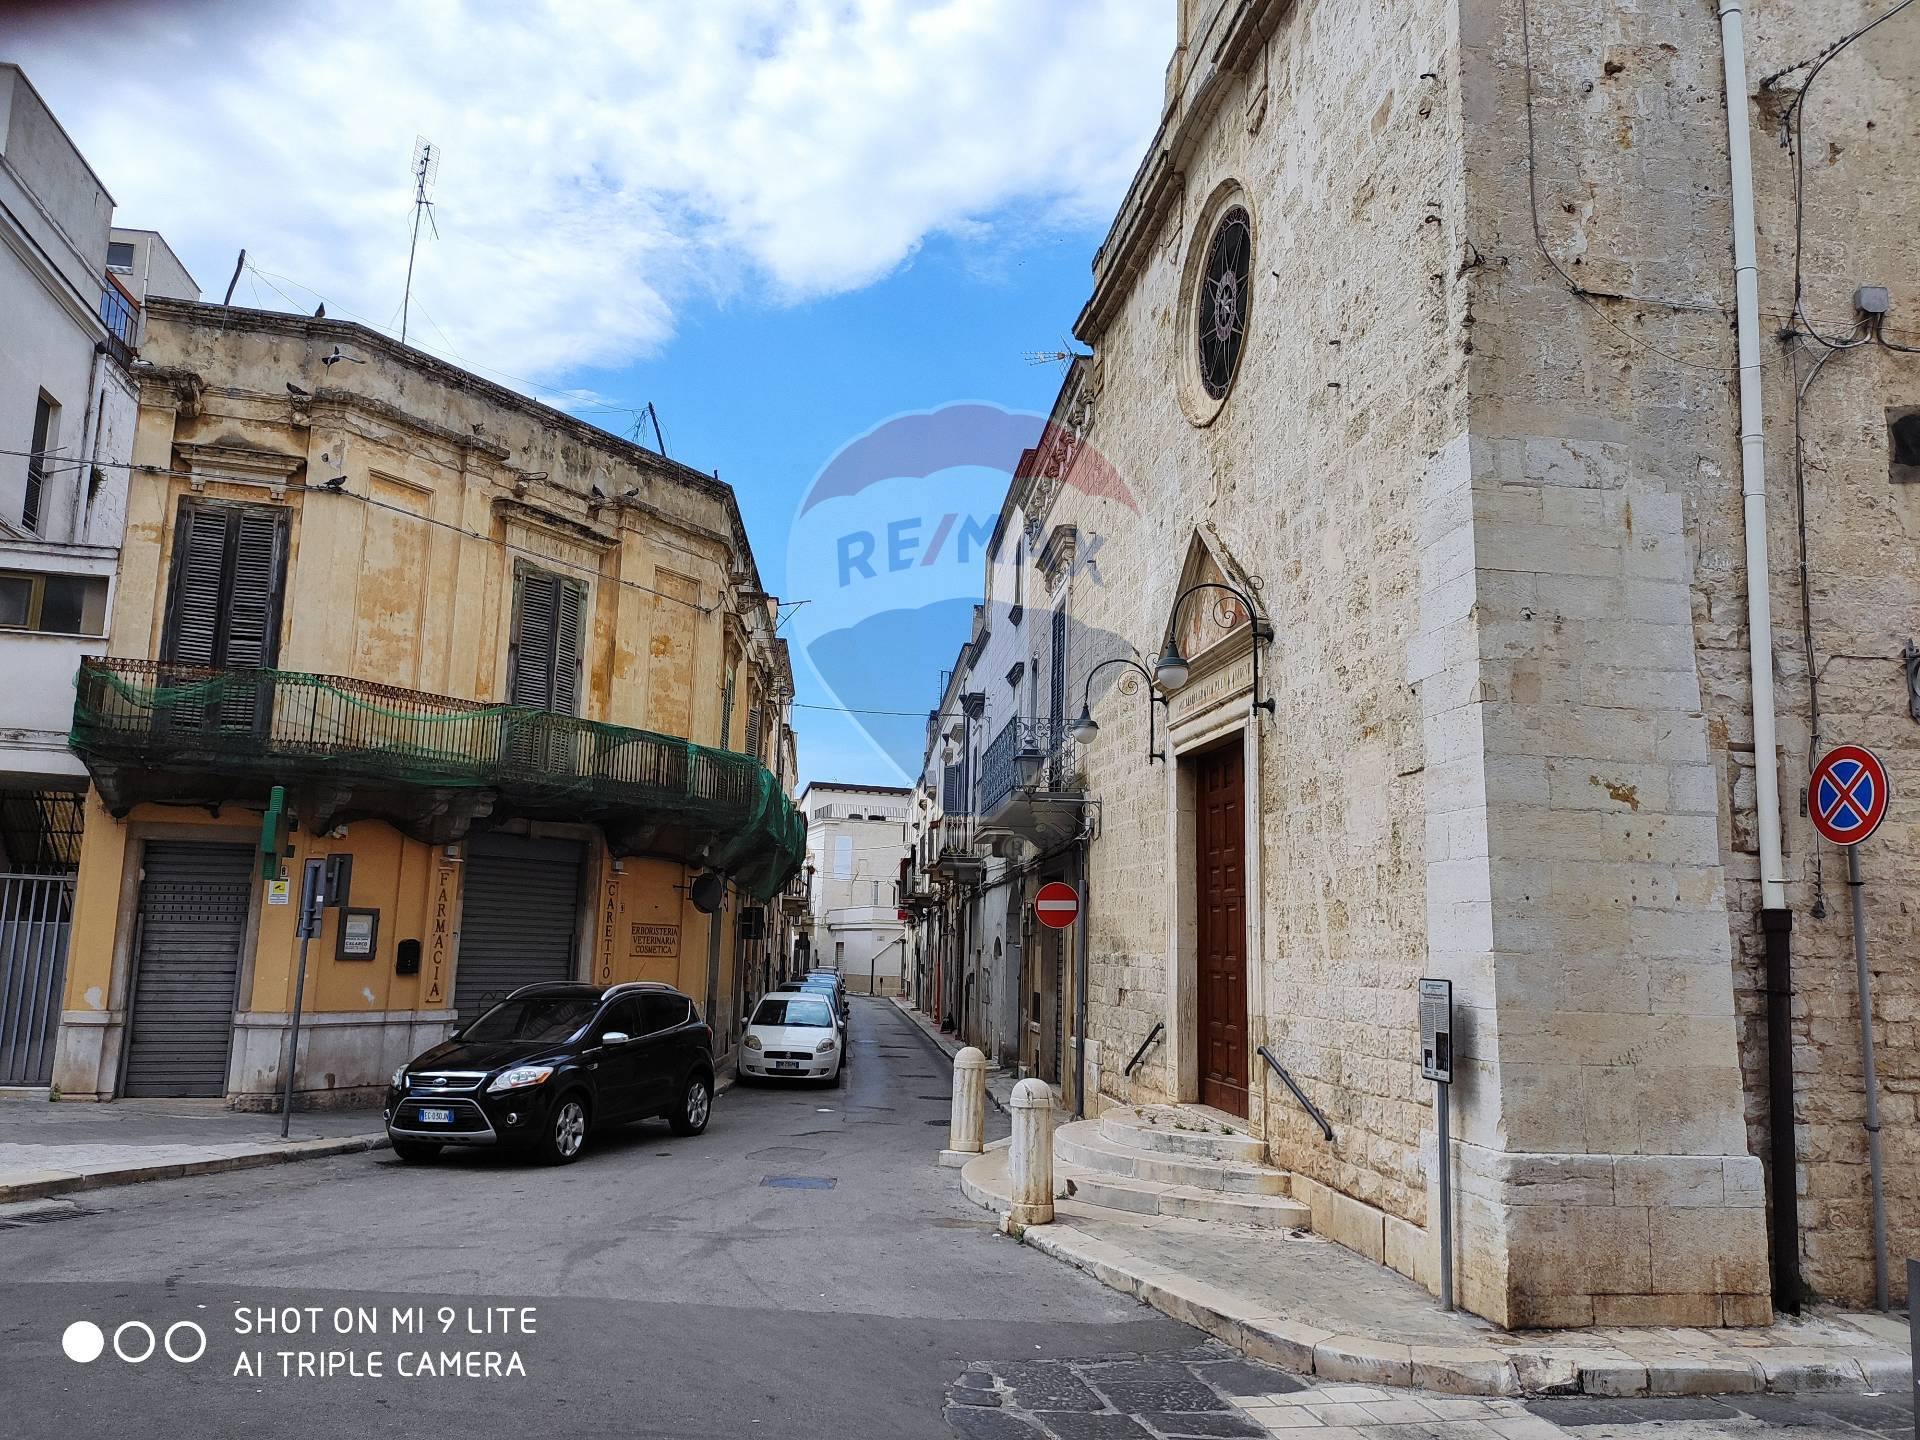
[670,1073,712,1136]
[540,1094,590,1165]
[391,1140,441,1163]
[831,1055,845,1088]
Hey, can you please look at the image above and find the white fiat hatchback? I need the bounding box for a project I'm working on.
[740,993,843,1085]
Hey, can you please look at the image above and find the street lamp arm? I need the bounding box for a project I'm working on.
[1073,655,1165,763]
[1158,580,1275,719]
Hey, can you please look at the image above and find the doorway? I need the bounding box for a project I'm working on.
[122,841,253,1097]
[1193,741,1249,1116]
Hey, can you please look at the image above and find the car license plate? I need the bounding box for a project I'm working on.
[772,1062,802,1072]
[416,1107,455,1124]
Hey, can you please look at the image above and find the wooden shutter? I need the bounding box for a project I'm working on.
[509,567,585,714]
[224,510,283,667]
[554,578,583,717]
[164,508,229,666]
[510,569,558,708]
[161,502,287,669]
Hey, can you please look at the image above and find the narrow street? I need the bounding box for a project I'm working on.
[0,1000,1908,1439]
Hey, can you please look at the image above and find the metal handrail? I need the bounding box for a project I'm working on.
[1123,1021,1164,1077]
[1257,1044,1334,1142]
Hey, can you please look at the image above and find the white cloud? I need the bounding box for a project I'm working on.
[8,0,1165,391]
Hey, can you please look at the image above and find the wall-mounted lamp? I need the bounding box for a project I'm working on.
[1156,580,1275,719]
[1072,655,1168,763]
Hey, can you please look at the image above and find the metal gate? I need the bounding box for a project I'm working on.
[122,841,253,1098]
[454,834,583,1020]
[0,874,74,1086]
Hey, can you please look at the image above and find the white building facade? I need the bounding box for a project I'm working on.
[800,782,911,995]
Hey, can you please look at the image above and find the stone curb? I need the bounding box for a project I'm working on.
[0,1134,391,1204]
[956,1160,1909,1400]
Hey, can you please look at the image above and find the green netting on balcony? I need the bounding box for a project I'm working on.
[69,659,804,900]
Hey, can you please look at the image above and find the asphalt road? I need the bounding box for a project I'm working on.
[0,999,1911,1440]
[0,999,1198,1439]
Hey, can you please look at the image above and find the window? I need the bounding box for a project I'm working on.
[598,997,643,1039]
[1197,206,1251,400]
[720,664,737,748]
[508,563,586,714]
[1011,538,1025,622]
[106,240,136,271]
[1891,409,1920,483]
[641,992,691,1034]
[0,572,108,635]
[465,994,599,1043]
[24,394,57,532]
[162,502,288,667]
[834,834,853,880]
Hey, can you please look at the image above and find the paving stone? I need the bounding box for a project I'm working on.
[1187,1358,1309,1397]
[1078,1360,1227,1413]
[993,1362,1106,1412]
[1029,1412,1157,1440]
[1528,1395,1734,1427]
[1141,1410,1267,1437]
[946,1403,1044,1439]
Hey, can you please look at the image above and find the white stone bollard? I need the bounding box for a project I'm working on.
[1006,1078,1055,1228]
[938,1046,988,1168]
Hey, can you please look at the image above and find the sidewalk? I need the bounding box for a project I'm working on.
[0,1097,387,1203]
[890,997,1020,1113]
[955,1146,1913,1402]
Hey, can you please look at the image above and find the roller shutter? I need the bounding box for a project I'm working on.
[122,842,252,1097]
[453,834,584,1020]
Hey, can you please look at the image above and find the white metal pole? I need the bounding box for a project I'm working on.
[1718,0,1786,910]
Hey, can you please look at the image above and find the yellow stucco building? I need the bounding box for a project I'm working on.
[52,301,802,1107]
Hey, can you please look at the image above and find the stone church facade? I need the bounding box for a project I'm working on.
[1020,0,1918,1326]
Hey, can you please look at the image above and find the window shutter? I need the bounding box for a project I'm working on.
[162,503,285,668]
[164,508,229,666]
[510,569,558,708]
[746,701,763,761]
[554,579,584,717]
[223,510,283,667]
[720,667,736,750]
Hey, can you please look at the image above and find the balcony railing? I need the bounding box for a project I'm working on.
[98,274,138,369]
[68,658,805,900]
[977,715,1074,818]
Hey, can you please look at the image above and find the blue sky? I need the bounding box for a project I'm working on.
[600,225,1101,785]
[6,0,1166,786]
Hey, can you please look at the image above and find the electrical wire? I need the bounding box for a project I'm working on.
[0,446,712,613]
[1782,0,1917,350]
[1516,0,1733,373]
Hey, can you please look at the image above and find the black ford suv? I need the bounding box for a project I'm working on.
[385,982,714,1165]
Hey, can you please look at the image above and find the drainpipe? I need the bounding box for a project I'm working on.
[1072,833,1089,1118]
[1720,0,1799,1311]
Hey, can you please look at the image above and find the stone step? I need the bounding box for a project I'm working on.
[957,1146,1312,1230]
[1058,1162,1311,1228]
[1097,1106,1267,1164]
[1053,1120,1291,1195]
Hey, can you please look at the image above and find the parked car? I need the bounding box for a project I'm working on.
[384,981,714,1165]
[740,992,844,1085]
[776,976,848,1034]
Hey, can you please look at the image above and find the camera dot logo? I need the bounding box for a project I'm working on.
[60,1318,206,1364]
[61,1320,105,1363]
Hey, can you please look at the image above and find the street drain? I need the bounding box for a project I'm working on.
[917,1094,948,1100]
[0,1200,90,1228]
[761,1175,836,1190]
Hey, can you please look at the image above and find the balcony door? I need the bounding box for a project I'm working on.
[160,501,288,736]
[506,563,586,775]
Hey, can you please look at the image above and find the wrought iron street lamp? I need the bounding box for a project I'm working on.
[1071,656,1167,763]
[1154,580,1275,719]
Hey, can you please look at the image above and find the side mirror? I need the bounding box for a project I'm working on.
[448,1026,464,1041]
[600,1030,631,1046]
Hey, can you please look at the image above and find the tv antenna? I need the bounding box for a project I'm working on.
[400,136,440,346]
[629,401,668,457]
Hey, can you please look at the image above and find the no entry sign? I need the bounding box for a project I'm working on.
[1034,881,1080,930]
[1809,744,1890,847]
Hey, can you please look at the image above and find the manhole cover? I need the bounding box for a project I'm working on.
[761,1175,836,1190]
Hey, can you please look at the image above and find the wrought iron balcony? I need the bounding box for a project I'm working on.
[975,714,1083,846]
[928,813,984,883]
[68,658,804,900]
